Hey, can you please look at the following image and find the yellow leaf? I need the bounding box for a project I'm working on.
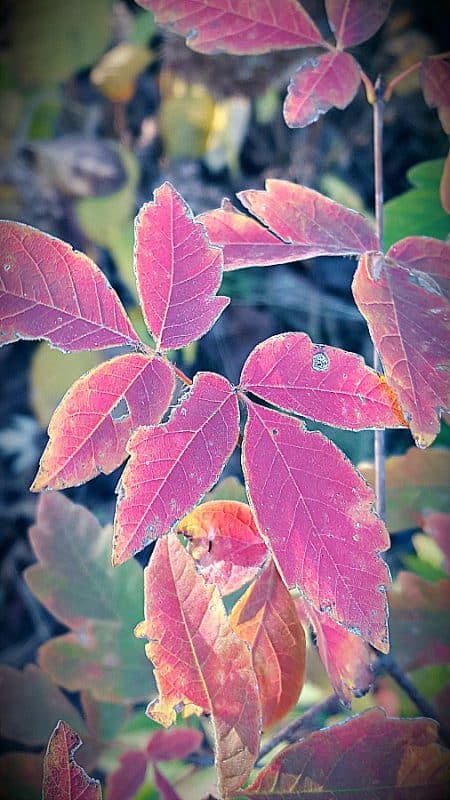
[91,43,153,103]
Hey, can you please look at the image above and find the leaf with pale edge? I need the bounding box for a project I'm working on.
[325,0,392,48]
[42,721,101,800]
[0,221,138,351]
[352,236,450,447]
[230,560,306,729]
[113,371,240,566]
[135,534,261,799]
[240,332,405,431]
[239,708,450,799]
[135,0,324,55]
[134,182,228,350]
[25,493,151,703]
[31,353,175,490]
[284,51,360,128]
[242,399,390,651]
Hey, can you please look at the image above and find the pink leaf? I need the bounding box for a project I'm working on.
[135,0,325,54]
[284,51,361,128]
[325,0,392,48]
[179,500,268,595]
[134,182,228,350]
[240,332,406,430]
[421,58,450,134]
[440,150,450,213]
[197,199,313,271]
[296,599,375,706]
[42,721,101,800]
[242,399,390,651]
[113,372,240,565]
[107,750,148,800]
[352,237,450,447]
[154,765,182,800]
[0,221,138,351]
[31,353,175,491]
[146,728,203,761]
[239,180,378,257]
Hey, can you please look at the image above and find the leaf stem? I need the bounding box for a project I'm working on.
[173,363,193,386]
[383,50,450,102]
[372,76,386,521]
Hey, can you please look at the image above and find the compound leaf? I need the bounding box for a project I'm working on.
[296,599,374,706]
[42,721,101,800]
[352,237,450,447]
[31,353,175,491]
[240,708,450,799]
[106,750,148,800]
[0,221,138,351]
[240,332,405,431]
[325,0,392,49]
[284,51,360,128]
[25,493,152,704]
[134,182,228,351]
[242,399,390,652]
[113,372,240,566]
[230,560,306,729]
[135,0,324,55]
[178,500,268,595]
[135,534,261,799]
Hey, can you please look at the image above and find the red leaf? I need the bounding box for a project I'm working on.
[241,708,450,799]
[230,560,306,729]
[423,512,450,575]
[31,353,174,491]
[113,372,240,565]
[0,221,138,351]
[239,180,378,257]
[136,0,324,54]
[242,399,390,651]
[178,500,268,595]
[284,51,361,128]
[135,534,261,798]
[197,199,313,271]
[352,237,450,447]
[42,721,101,800]
[146,728,203,761]
[296,599,374,707]
[107,750,148,800]
[240,332,406,431]
[325,0,392,48]
[421,57,450,134]
[154,765,182,800]
[134,182,228,351]
[389,572,450,672]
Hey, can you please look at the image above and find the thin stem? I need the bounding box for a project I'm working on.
[173,363,193,386]
[383,49,450,102]
[372,76,386,521]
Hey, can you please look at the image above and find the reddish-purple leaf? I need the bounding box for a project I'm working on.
[325,0,392,48]
[178,500,268,595]
[31,353,174,491]
[352,237,450,447]
[296,599,375,706]
[42,721,101,800]
[423,512,450,575]
[241,708,450,799]
[136,0,324,55]
[0,221,138,351]
[154,765,182,800]
[421,57,450,134]
[441,150,450,214]
[113,372,240,565]
[242,399,390,651]
[239,180,378,257]
[135,534,261,798]
[146,728,203,761]
[284,51,361,128]
[197,199,313,271]
[230,560,306,729]
[134,182,228,351]
[240,332,406,431]
[107,750,148,800]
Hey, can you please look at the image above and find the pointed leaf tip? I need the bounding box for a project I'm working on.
[42,720,101,800]
[134,182,228,351]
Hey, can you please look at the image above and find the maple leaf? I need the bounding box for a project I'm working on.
[135,534,261,799]
[113,371,240,566]
[242,399,390,652]
[42,721,101,800]
[31,353,175,490]
[0,221,138,351]
[352,236,450,447]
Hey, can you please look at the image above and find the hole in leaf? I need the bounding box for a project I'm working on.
[111,396,130,421]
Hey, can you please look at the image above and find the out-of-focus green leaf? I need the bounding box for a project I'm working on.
[158,71,216,159]
[130,10,157,47]
[204,95,251,174]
